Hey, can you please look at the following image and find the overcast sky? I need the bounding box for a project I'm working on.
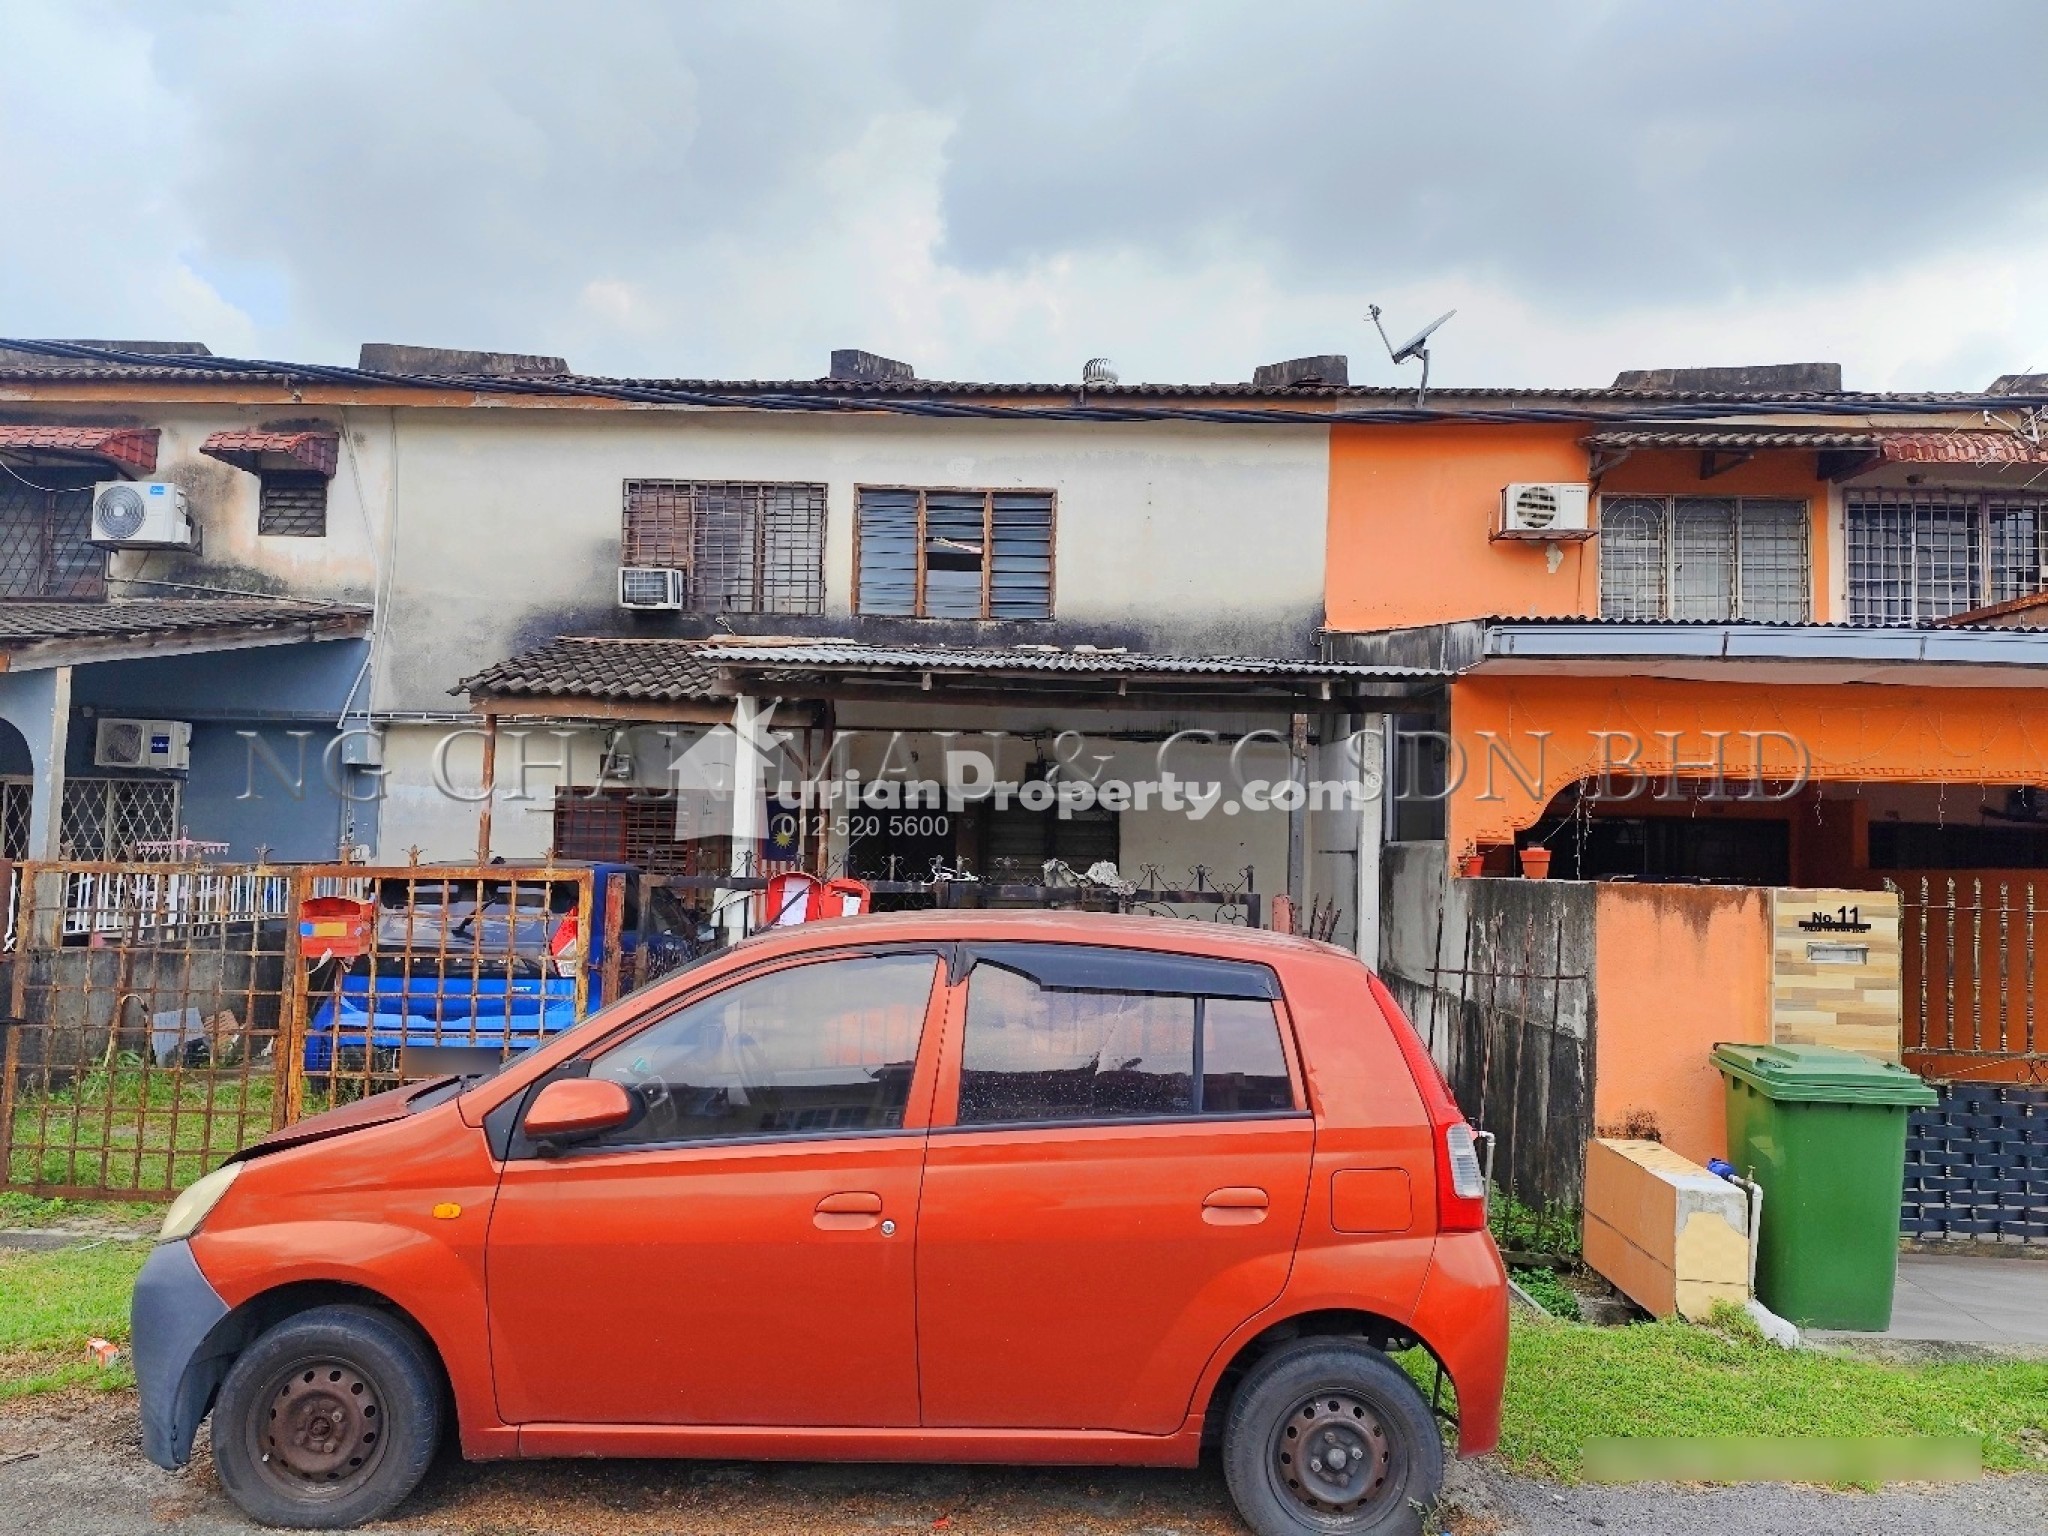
[5,0,2047,390]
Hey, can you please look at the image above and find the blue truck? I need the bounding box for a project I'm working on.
[301,862,702,1075]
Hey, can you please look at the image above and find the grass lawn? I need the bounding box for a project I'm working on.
[0,1240,149,1400]
[1493,1309,2048,1480]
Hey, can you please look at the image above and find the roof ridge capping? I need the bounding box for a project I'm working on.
[356,343,568,377]
[1612,363,1842,393]
[0,339,212,367]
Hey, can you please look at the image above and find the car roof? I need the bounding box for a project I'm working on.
[720,908,1344,967]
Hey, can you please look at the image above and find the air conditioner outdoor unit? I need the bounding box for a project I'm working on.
[618,566,687,610]
[90,481,196,549]
[95,718,192,771]
[1497,482,1593,540]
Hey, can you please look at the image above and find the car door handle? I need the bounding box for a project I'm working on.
[1202,1187,1269,1226]
[814,1191,884,1231]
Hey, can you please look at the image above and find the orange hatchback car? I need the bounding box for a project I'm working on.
[132,912,1507,1536]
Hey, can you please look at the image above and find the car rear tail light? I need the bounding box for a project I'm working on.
[1367,971,1492,1234]
[1445,1122,1486,1200]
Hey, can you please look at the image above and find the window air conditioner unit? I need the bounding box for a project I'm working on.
[1496,482,1593,541]
[90,482,196,549]
[618,566,687,610]
[95,718,192,771]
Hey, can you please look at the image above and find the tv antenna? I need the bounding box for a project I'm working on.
[1369,304,1455,406]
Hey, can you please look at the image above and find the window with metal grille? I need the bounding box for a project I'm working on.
[58,778,181,859]
[622,481,825,614]
[0,777,30,860]
[1598,497,1809,622]
[855,487,1054,620]
[551,786,726,877]
[0,469,107,600]
[258,470,329,536]
[1846,489,2048,623]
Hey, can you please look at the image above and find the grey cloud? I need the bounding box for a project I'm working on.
[924,0,2048,309]
[6,1,2047,383]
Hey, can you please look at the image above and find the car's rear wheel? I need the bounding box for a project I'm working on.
[211,1304,442,1530]
[1222,1338,1444,1536]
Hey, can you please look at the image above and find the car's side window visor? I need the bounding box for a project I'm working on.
[960,942,1279,1000]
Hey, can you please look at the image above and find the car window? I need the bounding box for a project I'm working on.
[375,879,573,958]
[587,952,939,1146]
[957,951,1295,1126]
[1199,997,1294,1113]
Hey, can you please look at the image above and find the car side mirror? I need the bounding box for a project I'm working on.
[524,1077,636,1147]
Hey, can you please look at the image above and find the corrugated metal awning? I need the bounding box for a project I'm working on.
[459,636,1443,711]
[1583,427,1884,452]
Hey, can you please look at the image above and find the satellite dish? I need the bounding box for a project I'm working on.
[1391,310,1455,364]
[1368,304,1457,405]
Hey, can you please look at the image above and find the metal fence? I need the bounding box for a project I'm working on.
[1894,874,2048,1084]
[287,863,598,1117]
[0,858,604,1200]
[1,850,1263,1200]
[1,860,297,1199]
[1393,870,1593,1214]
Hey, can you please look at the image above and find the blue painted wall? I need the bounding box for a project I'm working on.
[63,638,379,861]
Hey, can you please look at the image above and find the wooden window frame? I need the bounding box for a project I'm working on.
[621,480,828,615]
[851,484,1057,621]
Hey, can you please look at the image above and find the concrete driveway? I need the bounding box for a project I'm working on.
[6,1394,2046,1536]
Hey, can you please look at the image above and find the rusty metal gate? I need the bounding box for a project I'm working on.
[1,858,615,1200]
[287,863,602,1114]
[1894,875,2048,1085]
[0,860,298,1199]
[3,850,1261,1200]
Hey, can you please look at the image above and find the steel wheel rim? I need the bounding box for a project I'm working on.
[1269,1390,1396,1523]
[246,1355,391,1501]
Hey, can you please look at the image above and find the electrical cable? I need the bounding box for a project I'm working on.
[6,338,2047,431]
[0,456,93,494]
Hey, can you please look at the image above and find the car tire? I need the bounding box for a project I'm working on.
[210,1304,443,1530]
[1222,1337,1445,1536]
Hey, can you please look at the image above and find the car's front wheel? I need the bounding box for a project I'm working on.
[210,1304,443,1530]
[1222,1337,1445,1536]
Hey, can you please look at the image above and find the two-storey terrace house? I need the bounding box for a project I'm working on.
[0,342,1427,945]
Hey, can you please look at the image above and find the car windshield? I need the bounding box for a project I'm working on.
[374,879,576,957]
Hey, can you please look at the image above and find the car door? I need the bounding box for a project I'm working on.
[915,943,1315,1434]
[486,947,946,1427]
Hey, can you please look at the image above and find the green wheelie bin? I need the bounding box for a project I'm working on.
[1712,1042,1937,1330]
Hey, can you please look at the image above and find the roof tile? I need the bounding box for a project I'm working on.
[0,425,160,474]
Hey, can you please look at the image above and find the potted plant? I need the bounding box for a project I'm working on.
[1459,851,1488,878]
[1519,845,1553,879]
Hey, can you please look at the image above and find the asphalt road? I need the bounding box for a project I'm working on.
[6,1394,2046,1536]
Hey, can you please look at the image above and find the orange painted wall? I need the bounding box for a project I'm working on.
[1326,423,1593,630]
[1447,673,2048,851]
[1593,883,1772,1165]
[1325,430,1837,630]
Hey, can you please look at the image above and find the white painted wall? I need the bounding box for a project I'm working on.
[372,408,1330,713]
[79,403,388,606]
